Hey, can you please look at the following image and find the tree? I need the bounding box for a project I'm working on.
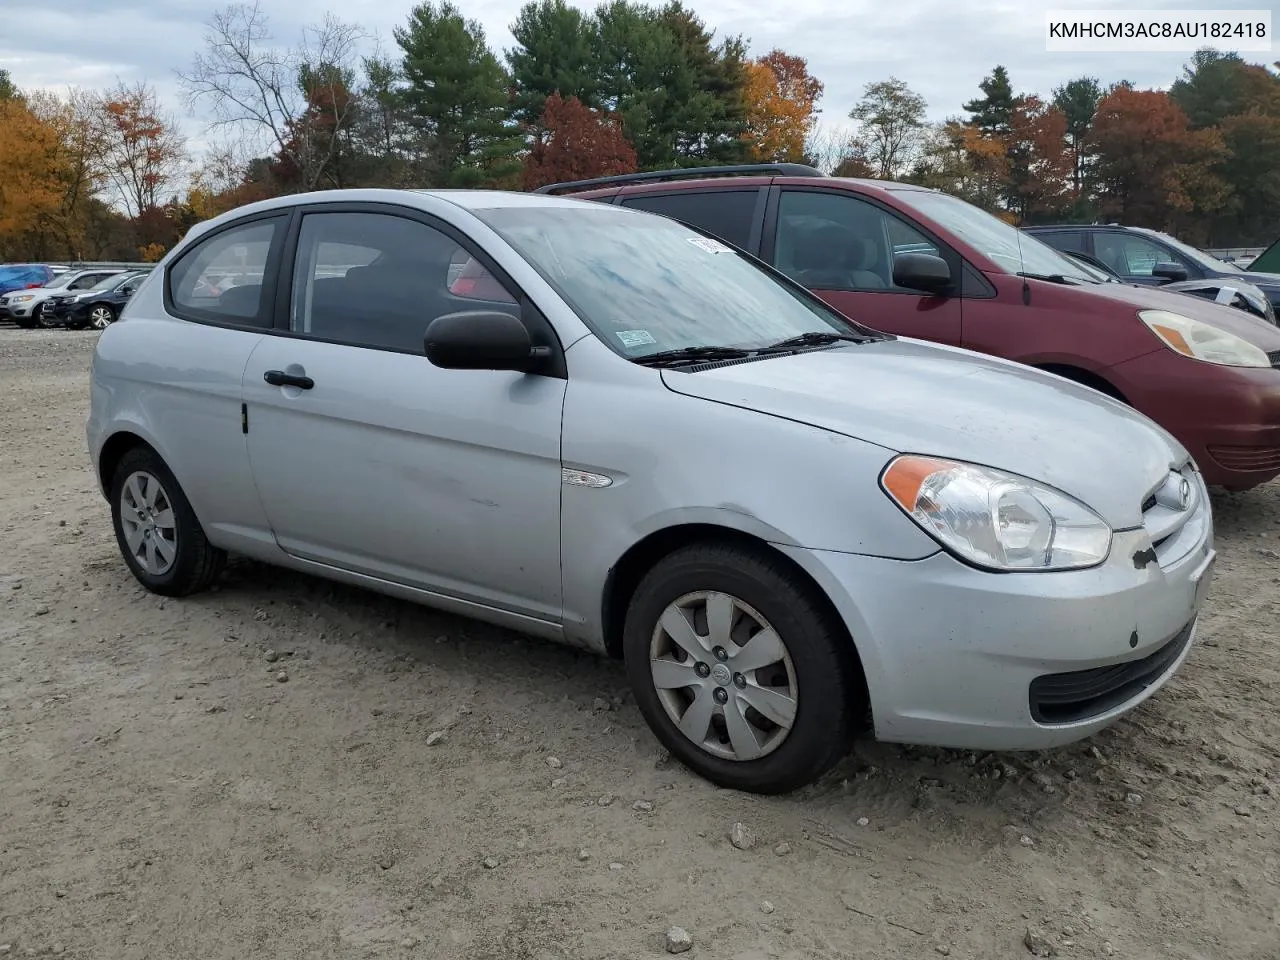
[26,90,107,258]
[594,0,749,168]
[741,50,823,163]
[848,77,927,180]
[522,93,637,189]
[1004,96,1072,222]
[92,82,187,219]
[507,0,600,127]
[907,120,1006,209]
[1089,87,1227,230]
[1051,76,1102,199]
[0,99,68,259]
[395,0,522,187]
[964,66,1016,136]
[179,1,366,192]
[1169,48,1252,128]
[0,69,16,101]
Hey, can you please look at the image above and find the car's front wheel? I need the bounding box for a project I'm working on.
[623,542,861,794]
[36,302,60,328]
[109,446,225,596]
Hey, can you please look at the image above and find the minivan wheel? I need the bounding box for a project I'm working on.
[109,447,225,596]
[623,543,859,794]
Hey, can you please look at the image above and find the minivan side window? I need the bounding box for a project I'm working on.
[1094,233,1172,277]
[1035,229,1087,253]
[289,211,520,353]
[168,218,283,327]
[617,190,758,250]
[775,191,941,293]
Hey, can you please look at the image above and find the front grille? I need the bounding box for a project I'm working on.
[1029,619,1195,724]
[1268,350,1280,368]
[1207,444,1280,473]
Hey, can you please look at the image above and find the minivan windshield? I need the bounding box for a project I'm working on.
[477,204,871,358]
[893,190,1100,283]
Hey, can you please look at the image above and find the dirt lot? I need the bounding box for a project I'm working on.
[1,326,1278,960]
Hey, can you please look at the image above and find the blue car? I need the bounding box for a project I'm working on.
[0,263,54,297]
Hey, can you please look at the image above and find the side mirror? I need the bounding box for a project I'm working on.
[424,310,550,372]
[893,253,952,295]
[1152,261,1188,282]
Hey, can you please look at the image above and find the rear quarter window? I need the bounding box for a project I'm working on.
[617,190,760,251]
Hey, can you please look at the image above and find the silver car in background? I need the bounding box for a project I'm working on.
[86,190,1215,793]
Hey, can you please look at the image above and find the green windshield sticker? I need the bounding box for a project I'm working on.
[616,329,658,348]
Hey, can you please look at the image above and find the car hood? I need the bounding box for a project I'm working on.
[661,340,1188,530]
[1238,270,1280,290]
[1066,277,1280,344]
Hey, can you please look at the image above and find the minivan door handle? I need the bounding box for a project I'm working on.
[264,369,315,390]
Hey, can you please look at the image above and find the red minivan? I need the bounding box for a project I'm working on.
[540,164,1280,491]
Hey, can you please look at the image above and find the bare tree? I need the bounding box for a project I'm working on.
[848,77,928,180]
[177,1,366,191]
[91,82,188,218]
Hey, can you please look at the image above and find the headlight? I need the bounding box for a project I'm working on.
[12,294,34,302]
[1139,309,1270,367]
[881,455,1112,571]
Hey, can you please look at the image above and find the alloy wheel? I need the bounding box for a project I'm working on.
[90,306,114,329]
[119,470,178,576]
[649,590,798,761]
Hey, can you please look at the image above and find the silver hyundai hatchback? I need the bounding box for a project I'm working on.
[87,189,1216,794]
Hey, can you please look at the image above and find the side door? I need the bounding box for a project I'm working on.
[1090,231,1200,285]
[614,188,765,255]
[762,188,964,346]
[240,205,567,623]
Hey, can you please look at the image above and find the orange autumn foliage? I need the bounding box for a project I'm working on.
[741,50,823,163]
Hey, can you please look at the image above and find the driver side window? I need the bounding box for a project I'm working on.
[1094,234,1169,277]
[775,191,941,294]
[289,212,520,354]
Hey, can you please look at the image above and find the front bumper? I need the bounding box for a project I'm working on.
[1108,349,1280,490]
[779,513,1215,751]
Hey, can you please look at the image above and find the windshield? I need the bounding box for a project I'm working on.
[1137,229,1244,274]
[475,204,866,357]
[45,273,77,289]
[88,273,134,293]
[892,190,1099,282]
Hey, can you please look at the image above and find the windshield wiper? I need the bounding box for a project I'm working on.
[764,331,875,350]
[1017,271,1086,285]
[633,345,758,368]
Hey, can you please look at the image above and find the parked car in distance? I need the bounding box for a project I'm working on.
[48,271,147,330]
[0,263,54,301]
[0,268,128,328]
[1026,223,1280,318]
[1054,247,1276,324]
[542,165,1280,491]
[88,187,1216,794]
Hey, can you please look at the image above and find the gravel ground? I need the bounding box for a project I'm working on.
[1,326,1278,960]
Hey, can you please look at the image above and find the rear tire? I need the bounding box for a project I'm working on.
[109,446,225,596]
[623,542,860,794]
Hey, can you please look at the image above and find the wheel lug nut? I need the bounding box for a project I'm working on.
[713,688,728,704]
[695,662,710,678]
[733,673,746,689]
[713,646,727,661]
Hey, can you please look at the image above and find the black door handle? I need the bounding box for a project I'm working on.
[264,369,314,389]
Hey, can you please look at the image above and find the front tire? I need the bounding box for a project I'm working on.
[37,302,60,328]
[109,446,225,596]
[623,542,861,794]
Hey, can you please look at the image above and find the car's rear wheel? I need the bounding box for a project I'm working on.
[623,542,860,794]
[89,304,116,330]
[109,446,225,596]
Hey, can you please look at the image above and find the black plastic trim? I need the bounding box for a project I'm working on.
[533,163,824,195]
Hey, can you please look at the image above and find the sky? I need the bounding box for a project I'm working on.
[2,0,1274,159]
